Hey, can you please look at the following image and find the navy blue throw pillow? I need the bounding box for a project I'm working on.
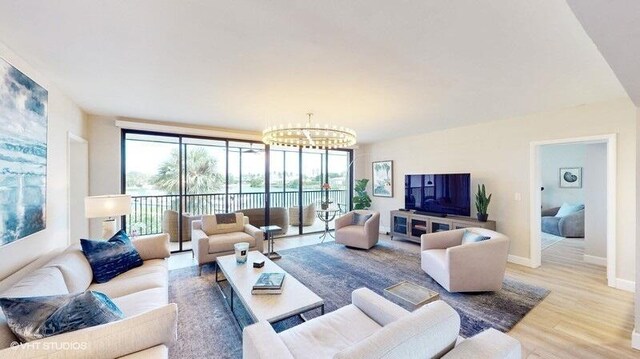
[81,230,143,283]
[0,291,124,342]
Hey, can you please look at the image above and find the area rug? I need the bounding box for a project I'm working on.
[168,240,549,359]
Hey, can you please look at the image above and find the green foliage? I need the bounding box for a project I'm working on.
[152,147,224,194]
[353,178,372,210]
[475,184,492,215]
[126,171,150,189]
[247,175,265,188]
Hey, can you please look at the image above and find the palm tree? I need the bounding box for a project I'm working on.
[152,147,224,194]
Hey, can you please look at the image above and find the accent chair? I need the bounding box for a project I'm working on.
[162,209,200,243]
[236,207,289,236]
[421,228,510,292]
[289,203,316,227]
[191,213,264,275]
[243,287,521,359]
[335,210,380,249]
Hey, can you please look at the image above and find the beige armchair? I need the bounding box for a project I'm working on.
[289,203,316,226]
[237,207,289,236]
[335,210,380,249]
[421,228,509,292]
[162,209,200,243]
[191,213,264,275]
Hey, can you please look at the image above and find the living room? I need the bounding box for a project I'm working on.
[0,1,639,359]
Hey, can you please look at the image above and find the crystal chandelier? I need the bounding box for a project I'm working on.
[262,113,357,149]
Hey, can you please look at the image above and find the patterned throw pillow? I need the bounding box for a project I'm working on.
[352,213,373,226]
[81,230,143,283]
[461,230,491,245]
[0,291,123,342]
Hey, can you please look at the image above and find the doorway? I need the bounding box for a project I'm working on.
[67,133,89,245]
[529,134,616,287]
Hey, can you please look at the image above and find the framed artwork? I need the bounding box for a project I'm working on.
[372,160,393,197]
[559,167,582,188]
[0,57,48,246]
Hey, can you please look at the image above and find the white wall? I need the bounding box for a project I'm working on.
[355,98,636,283]
[635,107,640,347]
[87,115,122,237]
[68,137,89,245]
[540,144,585,209]
[0,42,87,280]
[583,143,607,259]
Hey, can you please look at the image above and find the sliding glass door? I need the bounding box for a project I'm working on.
[123,130,352,252]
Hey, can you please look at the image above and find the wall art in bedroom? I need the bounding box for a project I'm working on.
[0,57,48,246]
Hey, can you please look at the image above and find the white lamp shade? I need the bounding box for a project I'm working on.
[85,195,132,218]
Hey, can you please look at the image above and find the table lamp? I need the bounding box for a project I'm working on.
[85,194,132,239]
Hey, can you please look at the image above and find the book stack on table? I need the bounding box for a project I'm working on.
[252,272,285,295]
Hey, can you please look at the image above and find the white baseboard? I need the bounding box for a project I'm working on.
[615,278,636,293]
[583,254,607,267]
[507,255,533,267]
[380,226,390,235]
[632,328,640,350]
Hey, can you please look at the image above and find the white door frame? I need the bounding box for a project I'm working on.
[529,134,616,288]
[67,132,89,245]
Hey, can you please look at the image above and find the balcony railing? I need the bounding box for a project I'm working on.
[126,189,349,235]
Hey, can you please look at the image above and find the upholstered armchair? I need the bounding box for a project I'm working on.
[237,207,289,236]
[191,213,264,275]
[335,210,380,249]
[289,203,316,226]
[162,209,200,243]
[421,228,510,292]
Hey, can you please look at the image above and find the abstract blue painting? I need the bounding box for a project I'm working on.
[0,57,48,246]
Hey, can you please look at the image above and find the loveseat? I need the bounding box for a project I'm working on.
[243,287,521,359]
[0,234,177,359]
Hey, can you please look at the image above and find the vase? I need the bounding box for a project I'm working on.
[477,213,488,222]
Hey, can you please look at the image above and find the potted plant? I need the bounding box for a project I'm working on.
[475,184,492,222]
[353,179,372,210]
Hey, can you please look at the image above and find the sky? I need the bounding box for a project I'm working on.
[125,139,348,179]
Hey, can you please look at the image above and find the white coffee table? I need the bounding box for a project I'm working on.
[216,251,324,325]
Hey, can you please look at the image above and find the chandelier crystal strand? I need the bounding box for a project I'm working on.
[262,113,356,149]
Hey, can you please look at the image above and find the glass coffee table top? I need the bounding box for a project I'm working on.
[384,281,440,310]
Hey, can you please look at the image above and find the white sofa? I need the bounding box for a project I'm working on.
[0,234,177,359]
[243,287,521,359]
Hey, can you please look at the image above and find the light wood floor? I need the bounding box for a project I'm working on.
[169,234,638,358]
[508,237,637,358]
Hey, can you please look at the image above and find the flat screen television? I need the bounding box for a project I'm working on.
[404,173,471,217]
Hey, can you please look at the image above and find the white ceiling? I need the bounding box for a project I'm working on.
[0,0,628,143]
[567,0,640,107]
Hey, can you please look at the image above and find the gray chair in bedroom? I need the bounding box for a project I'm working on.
[541,204,585,238]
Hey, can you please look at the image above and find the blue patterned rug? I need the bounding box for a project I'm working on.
[168,240,548,359]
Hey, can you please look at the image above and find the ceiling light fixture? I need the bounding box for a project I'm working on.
[262,113,357,149]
